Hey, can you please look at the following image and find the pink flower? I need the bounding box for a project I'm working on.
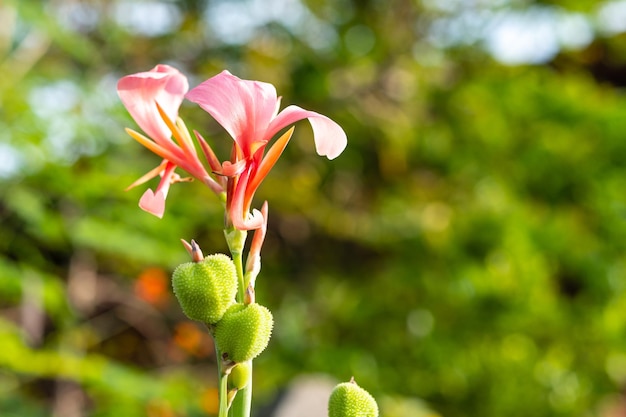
[186,70,347,230]
[117,64,222,218]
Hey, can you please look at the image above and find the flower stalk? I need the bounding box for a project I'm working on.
[216,346,230,417]
[117,64,347,417]
[223,227,252,417]
[224,227,247,304]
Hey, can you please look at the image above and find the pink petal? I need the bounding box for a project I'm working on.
[117,65,188,143]
[227,168,264,230]
[139,189,166,218]
[186,70,279,155]
[234,208,265,231]
[221,159,247,177]
[194,130,223,173]
[266,105,347,160]
[137,161,177,218]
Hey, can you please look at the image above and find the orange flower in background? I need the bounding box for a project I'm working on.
[173,322,213,358]
[200,387,219,415]
[134,267,170,307]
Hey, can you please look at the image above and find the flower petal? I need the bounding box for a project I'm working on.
[245,127,294,206]
[137,161,177,218]
[117,64,188,143]
[186,70,279,155]
[125,160,169,191]
[124,128,184,164]
[221,159,247,177]
[266,105,347,159]
[194,130,223,173]
[227,167,264,230]
[139,189,166,218]
[245,200,268,287]
[236,208,265,231]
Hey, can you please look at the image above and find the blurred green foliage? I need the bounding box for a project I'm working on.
[3,0,626,416]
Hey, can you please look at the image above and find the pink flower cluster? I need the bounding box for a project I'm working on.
[117,65,347,231]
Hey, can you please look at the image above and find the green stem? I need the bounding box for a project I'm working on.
[216,346,229,417]
[224,228,247,303]
[224,227,253,417]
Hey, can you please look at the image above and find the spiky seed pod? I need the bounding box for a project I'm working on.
[214,303,273,363]
[171,253,237,325]
[328,380,379,417]
[228,361,252,391]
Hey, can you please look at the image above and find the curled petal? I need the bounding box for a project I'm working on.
[245,201,268,287]
[230,203,265,230]
[266,105,347,159]
[221,159,247,177]
[243,208,265,231]
[249,201,268,259]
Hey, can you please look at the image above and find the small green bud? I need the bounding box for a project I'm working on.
[328,380,379,417]
[214,303,273,363]
[229,361,252,391]
[171,254,237,324]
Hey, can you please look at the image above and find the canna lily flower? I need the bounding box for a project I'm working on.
[186,70,347,230]
[117,64,222,218]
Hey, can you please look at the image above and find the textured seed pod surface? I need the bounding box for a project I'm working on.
[171,254,237,324]
[328,381,379,417]
[215,302,273,363]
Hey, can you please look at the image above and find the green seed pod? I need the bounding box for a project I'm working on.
[171,254,237,324]
[228,361,252,391]
[328,380,379,417]
[214,303,273,363]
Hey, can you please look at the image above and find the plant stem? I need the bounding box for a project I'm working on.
[224,226,253,417]
[224,228,247,303]
[216,346,229,417]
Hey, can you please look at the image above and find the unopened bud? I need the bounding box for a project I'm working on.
[328,379,378,417]
[214,302,273,363]
[171,253,237,324]
[229,361,252,391]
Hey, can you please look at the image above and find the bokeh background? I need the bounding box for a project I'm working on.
[3,0,626,416]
